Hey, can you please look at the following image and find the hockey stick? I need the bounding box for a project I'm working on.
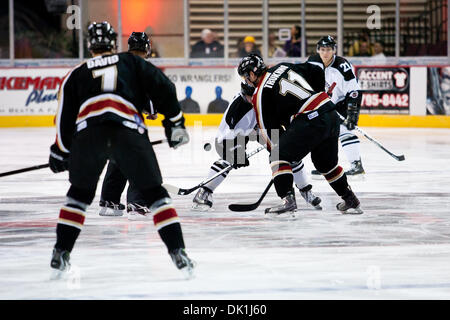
[0,163,50,178]
[163,145,267,196]
[0,139,167,178]
[338,113,405,161]
[228,179,273,212]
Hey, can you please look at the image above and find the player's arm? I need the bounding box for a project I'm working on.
[49,73,79,173]
[305,62,327,93]
[216,93,256,169]
[137,57,189,149]
[341,62,362,130]
[252,86,280,152]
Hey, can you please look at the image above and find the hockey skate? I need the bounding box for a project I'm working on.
[298,184,322,210]
[98,200,125,216]
[345,160,365,178]
[127,203,151,221]
[265,190,297,216]
[50,248,71,280]
[169,248,196,279]
[192,187,213,211]
[336,189,363,214]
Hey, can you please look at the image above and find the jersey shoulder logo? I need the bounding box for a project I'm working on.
[339,62,351,73]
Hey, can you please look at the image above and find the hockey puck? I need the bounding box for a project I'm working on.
[203,143,212,151]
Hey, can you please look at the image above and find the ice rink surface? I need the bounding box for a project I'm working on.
[1,125,450,300]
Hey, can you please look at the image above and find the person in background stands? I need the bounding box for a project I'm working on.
[238,36,261,57]
[190,28,224,58]
[283,25,306,57]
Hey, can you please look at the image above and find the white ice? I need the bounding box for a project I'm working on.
[0,125,450,299]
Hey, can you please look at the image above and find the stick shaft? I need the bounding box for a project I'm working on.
[337,113,405,161]
[164,145,267,195]
[0,139,167,178]
[0,164,49,178]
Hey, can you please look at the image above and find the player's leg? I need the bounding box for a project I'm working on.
[291,160,322,209]
[112,127,195,276]
[192,139,234,211]
[51,126,109,278]
[126,184,151,220]
[192,159,230,210]
[311,113,363,214]
[265,121,318,215]
[339,124,365,176]
[98,161,127,216]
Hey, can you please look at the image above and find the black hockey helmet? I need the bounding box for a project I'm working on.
[237,53,267,79]
[87,21,117,52]
[128,32,151,57]
[317,35,337,51]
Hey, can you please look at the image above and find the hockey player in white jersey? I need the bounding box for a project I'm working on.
[308,36,364,177]
[192,80,322,211]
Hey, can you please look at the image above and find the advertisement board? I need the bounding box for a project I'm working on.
[356,66,410,114]
[163,67,241,114]
[0,68,70,116]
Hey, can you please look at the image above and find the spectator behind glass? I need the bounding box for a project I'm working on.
[190,28,224,58]
[370,41,387,63]
[283,25,306,57]
[354,41,372,57]
[238,36,261,57]
[269,32,286,58]
[348,28,374,57]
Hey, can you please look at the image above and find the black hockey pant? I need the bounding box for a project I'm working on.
[269,108,351,198]
[100,160,147,206]
[68,123,167,204]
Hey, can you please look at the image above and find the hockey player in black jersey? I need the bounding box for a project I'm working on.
[48,22,194,278]
[308,36,365,177]
[191,81,322,211]
[98,31,159,219]
[237,54,363,215]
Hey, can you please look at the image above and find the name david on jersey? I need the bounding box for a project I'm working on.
[87,55,119,69]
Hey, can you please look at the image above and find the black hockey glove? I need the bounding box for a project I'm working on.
[162,116,190,149]
[240,81,255,97]
[223,135,250,169]
[49,143,69,173]
[344,102,360,131]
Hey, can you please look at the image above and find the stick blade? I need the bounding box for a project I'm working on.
[397,155,405,161]
[228,203,259,212]
[162,183,180,195]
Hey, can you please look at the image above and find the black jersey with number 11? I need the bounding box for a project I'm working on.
[252,62,331,149]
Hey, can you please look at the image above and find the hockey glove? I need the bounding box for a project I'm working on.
[223,136,250,169]
[49,143,69,173]
[240,81,255,97]
[344,102,360,131]
[162,116,190,149]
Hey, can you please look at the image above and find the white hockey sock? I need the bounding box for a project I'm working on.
[292,160,309,190]
[203,160,230,192]
[339,127,361,163]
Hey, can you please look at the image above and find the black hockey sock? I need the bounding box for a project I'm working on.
[270,161,294,198]
[158,223,185,252]
[150,197,185,252]
[55,201,87,252]
[323,165,349,197]
[55,223,80,252]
